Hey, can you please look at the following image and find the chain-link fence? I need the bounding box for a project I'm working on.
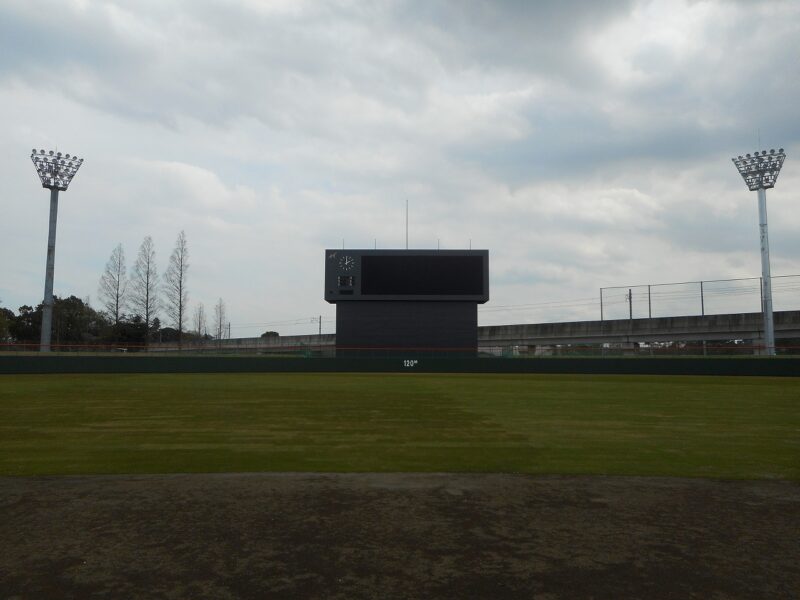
[600,275,800,321]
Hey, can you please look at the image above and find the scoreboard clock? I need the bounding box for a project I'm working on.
[324,249,489,303]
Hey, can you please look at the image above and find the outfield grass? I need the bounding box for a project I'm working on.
[0,373,797,479]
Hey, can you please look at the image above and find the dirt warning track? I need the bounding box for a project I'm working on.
[2,473,798,599]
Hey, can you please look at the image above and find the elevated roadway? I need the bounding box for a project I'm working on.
[478,310,800,347]
[152,310,799,354]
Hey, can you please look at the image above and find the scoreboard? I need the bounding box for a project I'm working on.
[325,250,489,303]
[324,249,490,354]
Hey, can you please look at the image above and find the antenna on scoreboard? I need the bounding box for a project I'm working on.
[405,197,409,249]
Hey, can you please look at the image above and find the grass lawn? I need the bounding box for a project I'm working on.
[0,373,797,479]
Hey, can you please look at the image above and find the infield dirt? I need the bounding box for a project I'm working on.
[2,473,798,599]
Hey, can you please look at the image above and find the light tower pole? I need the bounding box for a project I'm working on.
[30,149,84,352]
[731,148,786,356]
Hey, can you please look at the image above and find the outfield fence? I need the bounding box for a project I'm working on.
[1,353,799,377]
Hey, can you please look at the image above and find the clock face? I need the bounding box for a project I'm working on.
[338,255,356,271]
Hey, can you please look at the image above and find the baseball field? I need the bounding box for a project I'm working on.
[2,372,799,598]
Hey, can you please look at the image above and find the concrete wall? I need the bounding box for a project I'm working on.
[149,333,336,355]
[148,310,800,353]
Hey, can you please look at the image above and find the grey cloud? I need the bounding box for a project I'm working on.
[0,0,634,135]
[391,0,635,78]
[0,3,148,74]
[0,1,433,131]
[446,1,800,186]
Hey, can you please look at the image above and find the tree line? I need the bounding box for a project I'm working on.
[0,231,229,349]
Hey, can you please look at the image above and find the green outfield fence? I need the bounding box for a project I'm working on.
[0,353,799,377]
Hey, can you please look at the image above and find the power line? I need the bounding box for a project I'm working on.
[225,275,800,332]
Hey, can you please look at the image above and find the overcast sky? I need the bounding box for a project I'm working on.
[1,0,798,337]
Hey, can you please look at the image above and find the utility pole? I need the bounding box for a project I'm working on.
[627,288,633,320]
[700,281,705,316]
[30,149,84,352]
[319,315,322,336]
[732,148,786,356]
[599,288,604,321]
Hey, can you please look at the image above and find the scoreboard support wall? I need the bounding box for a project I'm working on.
[335,301,477,355]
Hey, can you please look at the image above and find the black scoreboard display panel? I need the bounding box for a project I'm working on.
[325,250,489,303]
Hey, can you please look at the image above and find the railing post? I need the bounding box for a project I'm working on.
[600,288,604,321]
[628,288,633,320]
[700,281,705,316]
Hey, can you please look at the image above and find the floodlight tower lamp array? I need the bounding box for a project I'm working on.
[31,148,84,191]
[731,149,786,191]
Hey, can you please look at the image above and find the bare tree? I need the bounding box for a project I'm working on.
[98,243,127,326]
[213,298,226,345]
[130,236,159,343]
[164,231,189,343]
[193,302,206,339]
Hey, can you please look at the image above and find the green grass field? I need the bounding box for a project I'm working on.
[0,373,797,479]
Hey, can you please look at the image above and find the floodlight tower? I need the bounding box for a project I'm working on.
[731,148,786,356]
[30,149,84,352]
